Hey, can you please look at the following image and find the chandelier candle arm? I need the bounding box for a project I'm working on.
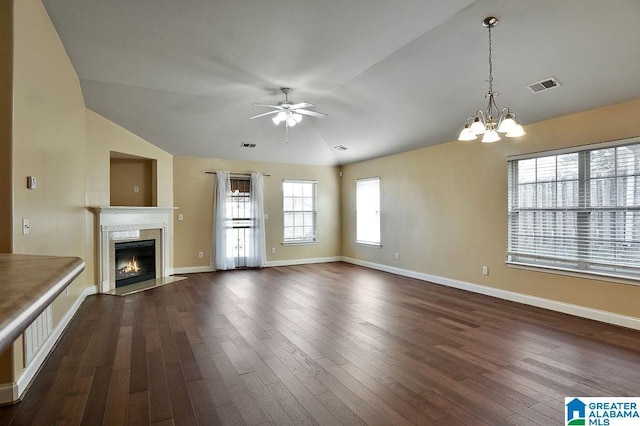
[458,17,525,143]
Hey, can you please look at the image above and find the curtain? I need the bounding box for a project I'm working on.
[246,172,266,268]
[213,171,235,270]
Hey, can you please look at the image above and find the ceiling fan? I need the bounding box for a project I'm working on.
[249,88,327,128]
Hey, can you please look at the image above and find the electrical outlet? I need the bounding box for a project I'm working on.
[22,218,30,235]
[271,247,276,254]
[27,176,37,189]
[178,213,184,221]
[395,252,400,260]
[133,186,140,193]
[482,266,489,276]
[264,213,269,220]
[198,251,204,258]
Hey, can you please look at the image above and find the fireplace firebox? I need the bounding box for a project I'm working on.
[114,239,156,287]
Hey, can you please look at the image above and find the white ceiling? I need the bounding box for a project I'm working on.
[42,0,640,166]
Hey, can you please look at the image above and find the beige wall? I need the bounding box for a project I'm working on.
[173,157,341,268]
[342,97,640,318]
[0,0,12,255]
[13,0,88,324]
[110,158,154,207]
[1,0,174,386]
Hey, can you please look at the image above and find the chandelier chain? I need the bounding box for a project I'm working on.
[487,24,493,94]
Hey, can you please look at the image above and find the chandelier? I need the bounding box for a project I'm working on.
[458,17,525,143]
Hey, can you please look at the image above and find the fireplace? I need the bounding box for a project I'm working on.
[114,239,156,287]
[93,206,176,293]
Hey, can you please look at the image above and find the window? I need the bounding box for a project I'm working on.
[356,177,381,245]
[507,137,640,281]
[228,177,251,266]
[283,180,317,243]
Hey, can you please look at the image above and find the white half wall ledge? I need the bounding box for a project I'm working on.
[0,285,97,405]
[341,257,640,331]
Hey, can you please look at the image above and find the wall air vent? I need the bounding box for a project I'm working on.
[334,145,348,151]
[240,142,256,148]
[527,77,561,93]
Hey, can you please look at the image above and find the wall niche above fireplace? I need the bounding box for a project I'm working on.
[110,151,157,207]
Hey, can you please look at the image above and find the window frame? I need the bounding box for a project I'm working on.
[282,179,318,245]
[356,176,381,247]
[507,136,640,283]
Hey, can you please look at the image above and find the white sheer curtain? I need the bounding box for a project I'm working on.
[213,171,235,270]
[246,172,266,268]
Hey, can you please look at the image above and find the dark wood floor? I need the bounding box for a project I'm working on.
[1,262,640,425]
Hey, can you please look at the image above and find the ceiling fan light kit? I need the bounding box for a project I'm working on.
[458,17,525,143]
[249,88,327,137]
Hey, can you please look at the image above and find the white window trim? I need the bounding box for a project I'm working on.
[282,179,318,244]
[356,176,381,246]
[356,241,382,248]
[507,135,640,284]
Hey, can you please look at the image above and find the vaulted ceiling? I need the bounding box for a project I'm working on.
[42,0,640,166]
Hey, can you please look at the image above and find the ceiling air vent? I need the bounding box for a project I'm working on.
[527,77,561,93]
[240,142,256,148]
[334,145,348,151]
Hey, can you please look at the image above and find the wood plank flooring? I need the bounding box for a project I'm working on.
[1,262,640,425]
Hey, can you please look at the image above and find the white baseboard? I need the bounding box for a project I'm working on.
[266,256,342,268]
[0,382,17,405]
[342,257,640,331]
[2,285,98,404]
[174,257,342,273]
[172,266,215,274]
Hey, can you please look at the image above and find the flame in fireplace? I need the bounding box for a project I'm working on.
[120,256,140,274]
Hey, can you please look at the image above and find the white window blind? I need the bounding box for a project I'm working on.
[507,137,640,281]
[356,177,381,245]
[283,180,317,243]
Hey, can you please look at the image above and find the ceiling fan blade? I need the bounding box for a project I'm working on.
[296,109,327,118]
[290,102,313,109]
[252,103,281,109]
[248,110,279,120]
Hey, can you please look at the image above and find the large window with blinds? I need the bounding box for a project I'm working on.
[356,177,381,246]
[283,180,317,243]
[507,137,640,281]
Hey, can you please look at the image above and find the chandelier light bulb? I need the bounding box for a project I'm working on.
[497,114,517,133]
[293,113,302,123]
[458,125,477,141]
[470,117,486,135]
[481,129,501,143]
[506,123,526,137]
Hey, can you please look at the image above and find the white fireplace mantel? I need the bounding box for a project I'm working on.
[92,206,177,293]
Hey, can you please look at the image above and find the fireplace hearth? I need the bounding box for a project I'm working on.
[115,239,156,287]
